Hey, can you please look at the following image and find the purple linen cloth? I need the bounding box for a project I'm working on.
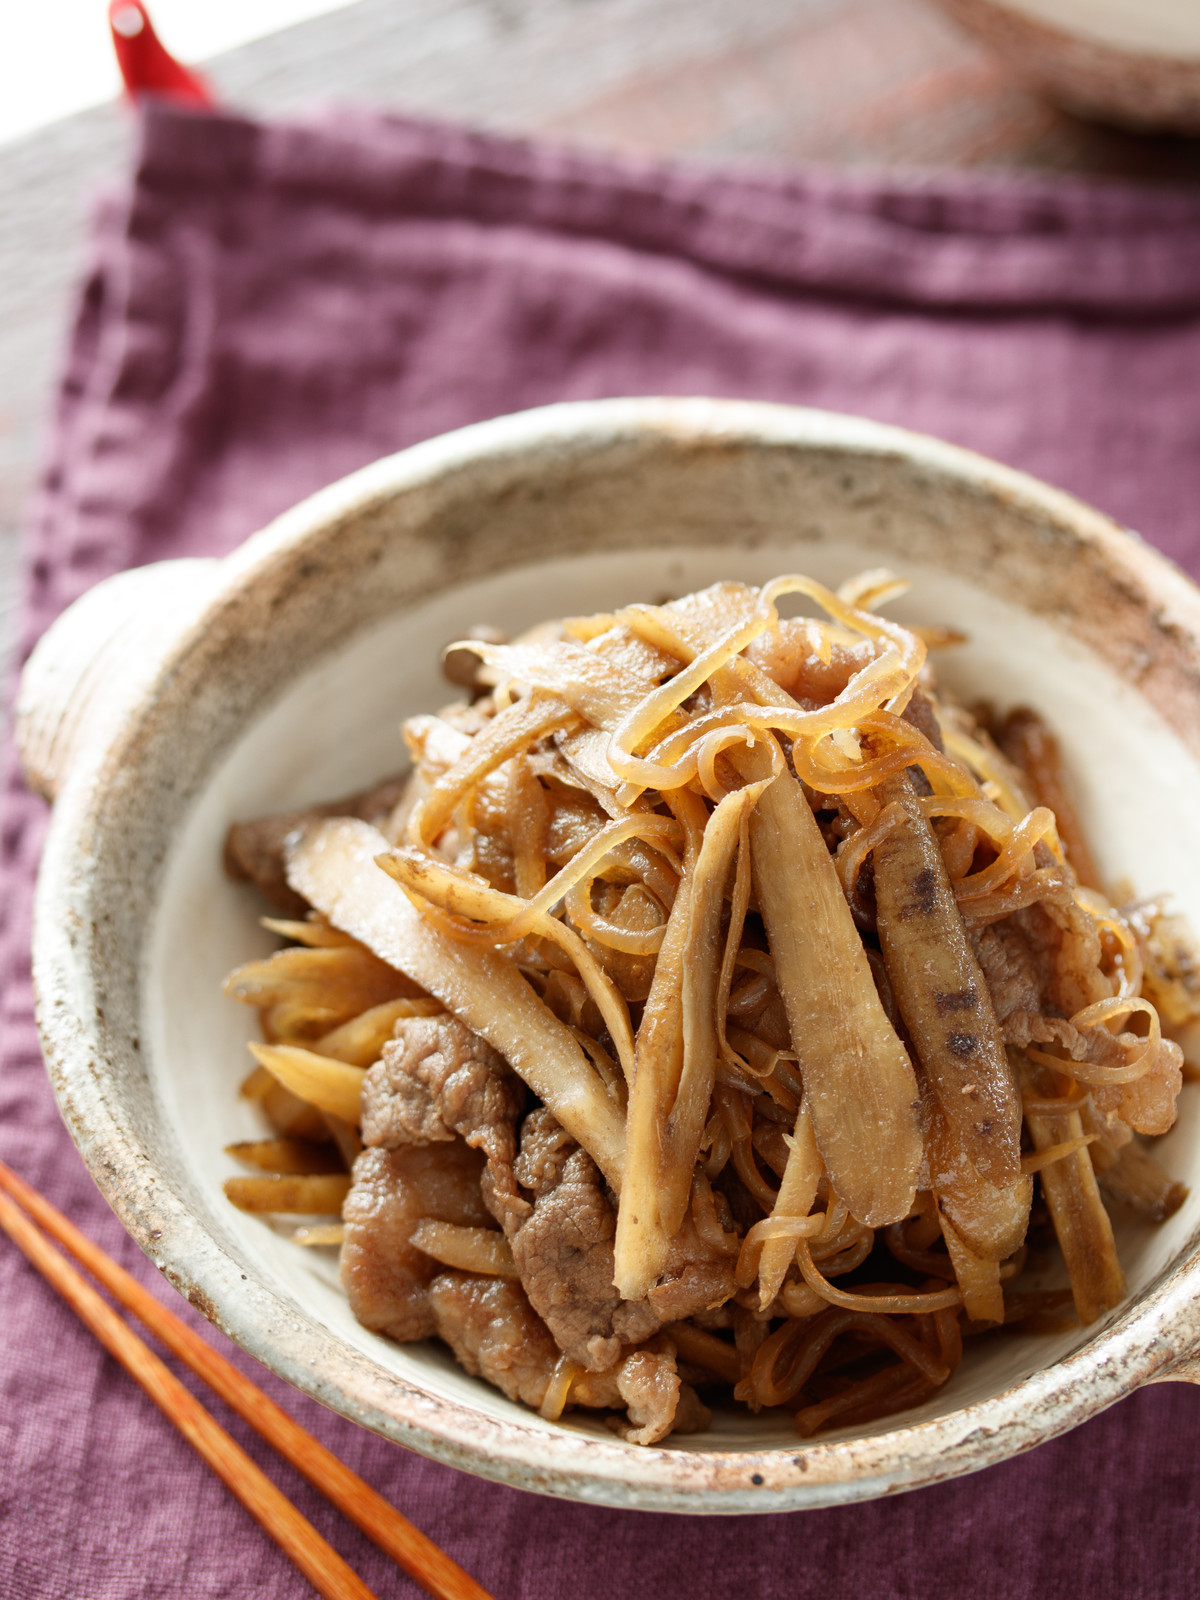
[4,101,1200,1600]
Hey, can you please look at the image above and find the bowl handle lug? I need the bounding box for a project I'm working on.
[1148,1351,1200,1385]
[16,558,221,803]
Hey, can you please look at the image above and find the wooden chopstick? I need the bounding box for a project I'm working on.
[0,1180,377,1600]
[0,1161,495,1600]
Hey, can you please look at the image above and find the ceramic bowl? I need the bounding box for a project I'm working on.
[930,0,1200,133]
[18,397,1200,1514]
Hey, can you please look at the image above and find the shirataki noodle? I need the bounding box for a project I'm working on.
[219,572,1193,1446]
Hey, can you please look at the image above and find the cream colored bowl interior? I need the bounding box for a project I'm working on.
[145,536,1200,1457]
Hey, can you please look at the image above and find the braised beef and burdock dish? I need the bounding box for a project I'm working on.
[220,573,1194,1445]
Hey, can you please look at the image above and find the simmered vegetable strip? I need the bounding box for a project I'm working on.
[756,1109,823,1311]
[921,1093,1032,1264]
[259,1081,333,1142]
[224,1138,344,1175]
[694,726,761,802]
[223,1174,352,1215]
[224,946,420,1048]
[602,694,959,805]
[259,917,357,948]
[715,804,756,1073]
[1021,1133,1095,1175]
[584,621,683,683]
[753,573,925,721]
[837,798,906,903]
[663,1322,742,1385]
[794,1241,962,1315]
[871,769,1023,1191]
[613,864,695,1299]
[409,1220,519,1278]
[791,711,975,799]
[239,1064,275,1101]
[793,1365,934,1439]
[920,796,1017,845]
[608,574,925,796]
[1020,1059,1126,1323]
[610,589,776,745]
[940,718,1031,823]
[743,1306,946,1410]
[734,741,922,1229]
[602,838,681,908]
[953,807,1060,903]
[507,754,551,899]
[312,996,444,1066]
[223,943,417,1009]
[938,1213,1003,1324]
[618,587,959,812]
[551,728,630,812]
[293,1224,346,1246]
[286,818,626,1187]
[838,569,911,610]
[659,781,768,1237]
[690,1171,741,1256]
[719,1085,782,1212]
[620,581,761,655]
[736,1212,825,1291]
[1032,1118,1127,1324]
[611,791,709,1299]
[248,1042,366,1125]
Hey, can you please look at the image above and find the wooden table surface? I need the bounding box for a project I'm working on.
[2,0,1197,675]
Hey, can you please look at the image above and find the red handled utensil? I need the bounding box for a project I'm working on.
[108,1,215,107]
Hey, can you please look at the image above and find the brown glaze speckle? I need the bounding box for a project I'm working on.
[934,987,979,1014]
[897,867,939,921]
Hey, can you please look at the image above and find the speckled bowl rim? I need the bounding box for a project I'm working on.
[29,398,1200,1514]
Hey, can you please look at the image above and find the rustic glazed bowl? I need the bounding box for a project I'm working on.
[930,0,1200,132]
[18,398,1200,1514]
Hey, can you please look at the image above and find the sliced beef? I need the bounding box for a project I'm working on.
[360,1013,530,1234]
[224,774,408,915]
[1006,1008,1183,1137]
[1012,881,1108,1017]
[901,686,945,754]
[509,1112,736,1371]
[969,920,1043,1030]
[649,1216,739,1324]
[511,1145,660,1371]
[590,1346,704,1446]
[512,1104,576,1198]
[354,1030,734,1376]
[362,1015,526,1162]
[427,1271,706,1444]
[428,1270,560,1409]
[1006,1009,1127,1066]
[340,1142,491,1343]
